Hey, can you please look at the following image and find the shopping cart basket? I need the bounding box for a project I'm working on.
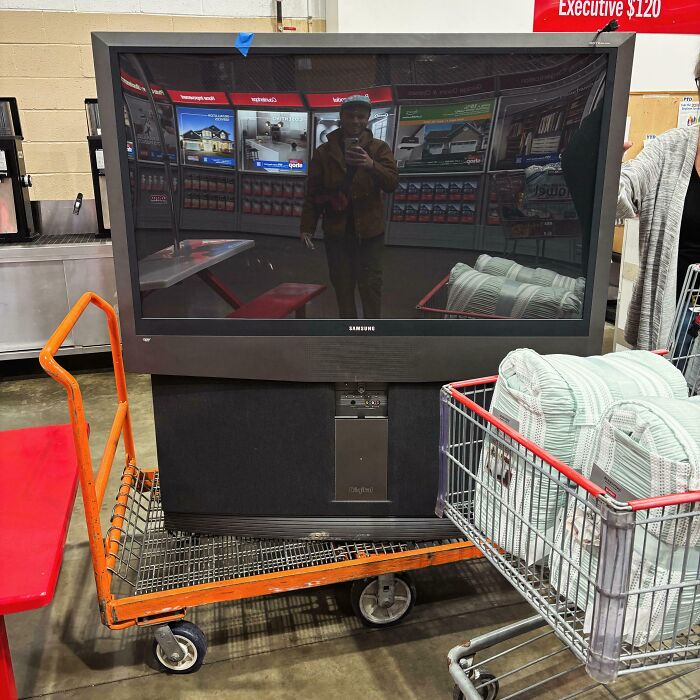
[416,276,508,319]
[39,292,480,674]
[437,273,700,686]
[438,376,700,684]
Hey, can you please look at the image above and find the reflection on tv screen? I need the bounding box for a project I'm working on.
[238,109,309,174]
[176,107,236,169]
[118,51,607,322]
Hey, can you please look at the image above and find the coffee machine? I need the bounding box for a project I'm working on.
[0,98,36,243]
[85,99,110,237]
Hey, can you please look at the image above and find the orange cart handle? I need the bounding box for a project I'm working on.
[39,292,136,618]
[40,292,125,397]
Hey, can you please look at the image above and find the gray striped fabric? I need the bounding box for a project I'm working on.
[550,498,700,647]
[552,396,700,647]
[591,396,700,545]
[617,125,699,350]
[474,254,586,299]
[473,349,688,563]
[445,263,582,319]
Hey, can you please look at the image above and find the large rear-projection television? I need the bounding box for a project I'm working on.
[94,32,634,538]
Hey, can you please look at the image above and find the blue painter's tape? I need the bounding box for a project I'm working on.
[235,32,254,57]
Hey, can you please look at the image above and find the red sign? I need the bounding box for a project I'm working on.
[534,0,700,34]
[119,70,167,101]
[304,86,394,109]
[229,92,305,108]
[166,90,230,106]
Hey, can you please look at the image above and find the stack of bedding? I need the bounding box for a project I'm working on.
[473,349,689,564]
[549,396,700,646]
[445,263,582,320]
[474,254,586,299]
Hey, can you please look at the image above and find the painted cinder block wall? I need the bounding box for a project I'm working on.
[0,1,326,201]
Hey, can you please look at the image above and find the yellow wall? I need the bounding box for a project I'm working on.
[0,11,325,201]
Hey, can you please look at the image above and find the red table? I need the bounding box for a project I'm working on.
[0,425,78,700]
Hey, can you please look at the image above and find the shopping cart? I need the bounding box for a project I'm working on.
[38,292,481,674]
[416,276,508,319]
[490,170,582,265]
[668,263,700,396]
[439,264,700,697]
[448,614,700,700]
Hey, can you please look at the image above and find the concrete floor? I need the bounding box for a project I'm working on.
[2,340,698,699]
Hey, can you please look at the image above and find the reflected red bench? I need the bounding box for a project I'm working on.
[227,282,326,319]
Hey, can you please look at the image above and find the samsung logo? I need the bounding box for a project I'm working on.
[349,325,375,332]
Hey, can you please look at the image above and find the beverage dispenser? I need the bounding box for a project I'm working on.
[85,99,110,237]
[0,98,36,243]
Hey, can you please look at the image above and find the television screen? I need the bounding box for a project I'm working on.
[313,106,395,150]
[176,107,236,169]
[237,109,309,174]
[123,103,136,160]
[395,100,494,173]
[103,40,629,360]
[123,93,177,163]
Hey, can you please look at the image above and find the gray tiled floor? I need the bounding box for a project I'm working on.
[2,348,698,699]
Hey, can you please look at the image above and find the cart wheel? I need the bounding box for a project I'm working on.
[152,621,207,674]
[452,670,499,700]
[350,573,416,627]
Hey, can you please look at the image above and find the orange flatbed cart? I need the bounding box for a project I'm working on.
[39,292,481,673]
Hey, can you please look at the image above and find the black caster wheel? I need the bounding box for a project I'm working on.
[350,573,416,627]
[453,669,499,700]
[152,621,207,674]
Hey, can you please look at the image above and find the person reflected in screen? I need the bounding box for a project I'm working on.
[300,95,398,319]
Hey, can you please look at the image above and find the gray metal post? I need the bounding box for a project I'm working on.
[586,499,635,683]
[435,387,451,518]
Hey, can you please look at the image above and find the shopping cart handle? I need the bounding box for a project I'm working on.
[38,291,136,619]
[40,291,119,360]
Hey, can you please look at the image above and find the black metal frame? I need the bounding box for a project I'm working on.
[85,98,110,238]
[0,97,36,243]
[92,32,635,382]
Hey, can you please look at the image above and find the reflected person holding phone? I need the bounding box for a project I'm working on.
[300,95,399,318]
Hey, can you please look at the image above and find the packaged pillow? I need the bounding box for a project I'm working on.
[550,498,700,647]
[550,396,700,646]
[445,263,582,320]
[473,349,688,564]
[474,254,586,299]
[591,396,700,545]
[522,163,578,221]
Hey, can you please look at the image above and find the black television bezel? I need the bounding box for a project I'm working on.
[93,32,635,382]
